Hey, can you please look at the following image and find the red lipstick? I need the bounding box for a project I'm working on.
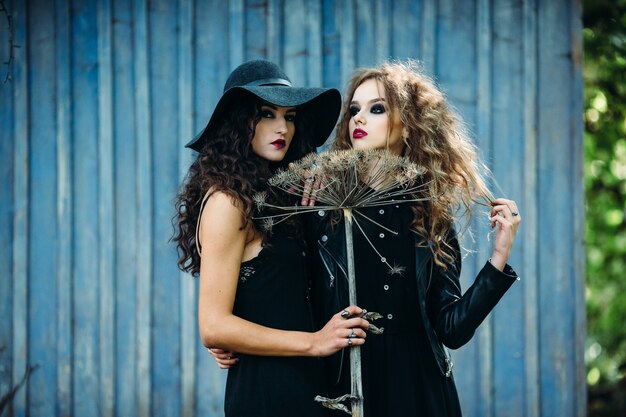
[353,128,367,139]
[271,138,286,149]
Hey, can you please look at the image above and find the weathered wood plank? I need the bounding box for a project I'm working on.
[420,0,436,74]
[283,0,307,86]
[338,0,356,86]
[0,0,16,406]
[391,0,421,61]
[54,0,72,415]
[436,0,477,109]
[570,1,586,416]
[266,0,282,66]
[11,1,30,415]
[374,0,391,65]
[193,2,229,414]
[537,0,581,415]
[97,0,115,415]
[491,2,526,416]
[307,0,323,87]
[150,1,183,415]
[452,0,491,415]
[522,0,540,414]
[321,0,340,89]
[229,0,245,67]
[111,0,139,415]
[70,0,100,414]
[194,0,228,143]
[245,0,267,60]
[132,1,153,416]
[27,1,58,415]
[355,0,376,67]
[178,2,196,417]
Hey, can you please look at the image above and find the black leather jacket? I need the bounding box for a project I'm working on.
[306,210,519,378]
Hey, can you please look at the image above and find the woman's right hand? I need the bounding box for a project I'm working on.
[488,198,522,271]
[208,347,239,369]
[312,305,369,357]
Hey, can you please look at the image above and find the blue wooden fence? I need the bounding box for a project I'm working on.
[0,0,585,416]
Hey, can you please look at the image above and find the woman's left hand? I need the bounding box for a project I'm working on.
[208,347,239,369]
[488,198,521,271]
[286,162,321,207]
[300,175,322,207]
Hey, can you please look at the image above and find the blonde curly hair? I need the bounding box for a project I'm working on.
[332,60,494,268]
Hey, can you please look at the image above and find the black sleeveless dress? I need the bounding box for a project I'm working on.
[224,234,331,417]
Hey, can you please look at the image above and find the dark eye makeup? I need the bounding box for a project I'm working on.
[370,103,386,114]
[260,108,275,118]
[349,102,386,118]
[260,107,296,122]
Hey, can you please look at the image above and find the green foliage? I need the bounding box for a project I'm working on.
[583,0,626,390]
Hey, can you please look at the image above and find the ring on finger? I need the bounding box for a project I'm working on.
[511,211,519,216]
[347,339,353,346]
[349,329,357,338]
[341,309,350,318]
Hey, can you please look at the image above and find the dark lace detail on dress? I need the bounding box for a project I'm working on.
[239,265,256,282]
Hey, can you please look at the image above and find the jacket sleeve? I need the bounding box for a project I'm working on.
[428,233,519,349]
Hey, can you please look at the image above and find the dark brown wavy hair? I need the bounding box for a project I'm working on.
[332,60,494,268]
[173,95,315,276]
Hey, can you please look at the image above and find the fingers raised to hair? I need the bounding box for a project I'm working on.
[489,213,512,229]
[492,198,520,215]
[490,204,513,217]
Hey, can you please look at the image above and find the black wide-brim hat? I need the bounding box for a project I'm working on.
[186,60,341,152]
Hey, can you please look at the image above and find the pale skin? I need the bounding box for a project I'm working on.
[201,105,369,369]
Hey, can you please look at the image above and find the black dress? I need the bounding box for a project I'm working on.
[330,202,463,416]
[224,234,330,417]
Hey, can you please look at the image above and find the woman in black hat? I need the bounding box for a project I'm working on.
[173,60,369,417]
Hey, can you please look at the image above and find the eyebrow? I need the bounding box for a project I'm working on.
[262,103,297,112]
[350,98,386,106]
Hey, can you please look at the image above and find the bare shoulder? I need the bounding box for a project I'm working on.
[204,190,243,210]
[198,192,246,283]
[200,191,245,233]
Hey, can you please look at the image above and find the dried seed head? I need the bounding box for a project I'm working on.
[263,148,431,211]
[393,173,407,185]
[388,264,406,276]
[269,169,299,187]
[261,217,275,232]
[297,152,318,169]
[253,191,267,209]
[403,164,424,181]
